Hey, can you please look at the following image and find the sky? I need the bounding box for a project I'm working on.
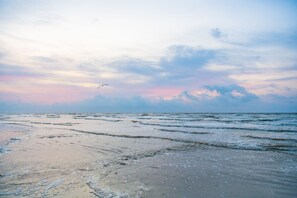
[0,0,297,112]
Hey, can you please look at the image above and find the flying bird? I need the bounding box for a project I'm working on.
[98,84,108,88]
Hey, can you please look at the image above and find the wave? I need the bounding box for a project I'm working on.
[73,115,88,119]
[137,121,297,133]
[0,137,21,154]
[157,128,212,135]
[39,134,73,139]
[53,123,79,126]
[132,113,297,125]
[30,121,52,125]
[0,146,10,154]
[0,116,12,120]
[86,179,127,198]
[73,117,122,122]
[98,143,200,168]
[243,135,297,143]
[2,122,33,127]
[82,145,123,156]
[46,114,60,118]
[262,144,297,151]
[70,129,196,144]
[84,118,122,122]
[70,129,296,153]
[28,122,79,126]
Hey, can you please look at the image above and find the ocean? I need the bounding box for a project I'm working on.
[0,113,296,197]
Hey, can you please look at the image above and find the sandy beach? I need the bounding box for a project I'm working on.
[0,113,296,197]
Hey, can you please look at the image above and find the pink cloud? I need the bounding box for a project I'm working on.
[0,74,35,82]
[0,84,96,104]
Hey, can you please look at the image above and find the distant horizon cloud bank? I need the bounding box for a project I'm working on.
[1,85,296,113]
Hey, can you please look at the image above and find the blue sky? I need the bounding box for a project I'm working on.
[0,0,297,112]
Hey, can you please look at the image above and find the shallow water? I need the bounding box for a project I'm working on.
[0,113,296,197]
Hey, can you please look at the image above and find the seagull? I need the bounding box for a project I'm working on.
[98,84,108,88]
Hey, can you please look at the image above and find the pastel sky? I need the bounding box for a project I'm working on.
[1,0,297,112]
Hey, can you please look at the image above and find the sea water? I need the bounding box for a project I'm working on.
[0,113,296,197]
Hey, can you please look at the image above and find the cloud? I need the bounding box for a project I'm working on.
[155,45,223,85]
[106,45,219,79]
[109,58,158,76]
[0,52,6,58]
[219,30,297,56]
[161,45,217,69]
[246,31,297,49]
[0,63,44,78]
[251,30,297,51]
[210,28,227,39]
[172,84,258,112]
[205,84,258,101]
[32,56,58,63]
[72,38,296,99]
[85,45,225,89]
[1,84,296,113]
[2,39,296,105]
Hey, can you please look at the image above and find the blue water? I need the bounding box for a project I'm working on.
[1,113,297,154]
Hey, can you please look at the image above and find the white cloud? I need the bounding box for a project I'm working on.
[205,64,237,71]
